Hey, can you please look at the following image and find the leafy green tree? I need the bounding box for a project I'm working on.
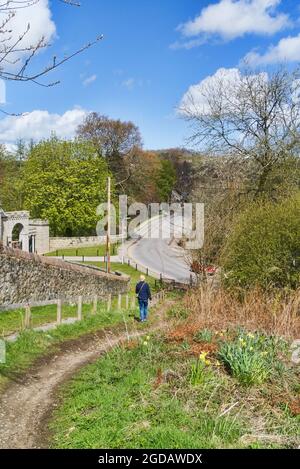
[0,145,23,211]
[156,160,176,202]
[221,193,300,289]
[21,137,111,236]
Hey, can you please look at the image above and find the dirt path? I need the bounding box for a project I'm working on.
[0,302,173,449]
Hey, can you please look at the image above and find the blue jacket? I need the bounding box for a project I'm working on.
[135,281,152,301]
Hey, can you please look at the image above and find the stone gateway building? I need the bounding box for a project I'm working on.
[0,210,49,255]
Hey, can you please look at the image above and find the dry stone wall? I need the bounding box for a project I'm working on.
[0,247,129,307]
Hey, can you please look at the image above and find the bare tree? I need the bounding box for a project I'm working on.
[181,67,300,194]
[77,112,143,188]
[0,0,103,114]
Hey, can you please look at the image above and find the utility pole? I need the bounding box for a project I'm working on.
[106,176,111,273]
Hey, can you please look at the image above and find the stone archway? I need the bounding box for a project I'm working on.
[3,212,30,252]
[11,223,24,249]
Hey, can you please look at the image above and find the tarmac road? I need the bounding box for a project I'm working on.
[126,214,193,283]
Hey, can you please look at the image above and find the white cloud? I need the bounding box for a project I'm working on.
[175,0,290,48]
[122,78,135,90]
[170,38,206,50]
[3,0,56,67]
[244,33,300,65]
[82,74,97,86]
[0,108,88,143]
[4,143,17,154]
[179,67,268,115]
[0,1,54,108]
[179,68,242,115]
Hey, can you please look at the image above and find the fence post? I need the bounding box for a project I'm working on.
[92,295,98,315]
[57,299,62,324]
[77,296,83,321]
[126,294,129,309]
[107,294,112,312]
[76,249,78,256]
[131,296,136,309]
[24,305,31,329]
[135,264,138,271]
[128,259,130,267]
[160,273,163,285]
[118,293,122,310]
[146,267,149,276]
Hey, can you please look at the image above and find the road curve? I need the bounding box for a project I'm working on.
[125,215,192,283]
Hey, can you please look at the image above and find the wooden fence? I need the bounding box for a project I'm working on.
[1,290,166,337]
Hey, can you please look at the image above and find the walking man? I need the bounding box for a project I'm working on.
[135,275,152,322]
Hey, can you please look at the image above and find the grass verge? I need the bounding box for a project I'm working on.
[83,262,159,295]
[0,303,138,391]
[46,244,119,257]
[49,307,300,449]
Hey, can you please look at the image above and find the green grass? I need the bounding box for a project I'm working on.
[0,260,164,391]
[46,244,119,257]
[50,335,244,449]
[49,328,300,449]
[0,294,135,338]
[0,301,139,390]
[82,262,160,295]
[0,303,77,337]
[0,262,161,393]
[0,263,158,337]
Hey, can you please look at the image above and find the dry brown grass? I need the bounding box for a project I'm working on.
[182,285,300,339]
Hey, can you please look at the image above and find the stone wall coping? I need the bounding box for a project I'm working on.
[29,219,49,226]
[2,211,30,221]
[0,247,128,283]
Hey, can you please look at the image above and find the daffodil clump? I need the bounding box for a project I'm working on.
[218,331,278,386]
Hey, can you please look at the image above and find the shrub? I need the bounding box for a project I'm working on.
[221,193,300,289]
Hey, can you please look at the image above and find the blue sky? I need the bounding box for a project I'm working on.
[1,0,300,150]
